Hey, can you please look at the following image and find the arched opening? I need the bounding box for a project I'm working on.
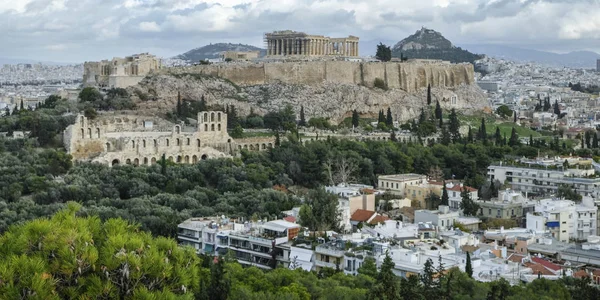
[134,158,139,166]
[106,143,111,151]
[131,140,135,148]
[243,145,248,149]
[250,145,255,150]
[262,144,266,150]
[204,124,208,131]
[166,139,170,146]
[184,155,190,163]
[203,112,208,122]
[96,128,100,138]
[80,116,84,127]
[187,138,190,145]
[218,112,221,122]
[126,159,132,165]
[88,128,92,139]
[201,154,208,160]
[143,157,148,165]
[238,145,242,150]
[168,156,173,162]
[80,129,84,139]
[211,124,215,131]
[268,143,273,148]
[111,159,120,166]
[227,139,231,143]
[218,124,221,131]
[151,157,157,165]
[255,144,259,150]
[197,139,201,147]
[177,155,182,163]
[154,139,158,147]
[176,138,180,146]
[211,112,215,122]
[143,140,146,148]
[175,126,181,134]
[192,155,198,163]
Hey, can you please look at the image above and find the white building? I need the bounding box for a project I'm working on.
[526,198,597,242]
[326,183,376,232]
[378,174,428,197]
[414,206,460,230]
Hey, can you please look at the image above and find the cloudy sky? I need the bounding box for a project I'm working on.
[1,0,599,63]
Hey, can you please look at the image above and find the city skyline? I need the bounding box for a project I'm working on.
[1,0,600,63]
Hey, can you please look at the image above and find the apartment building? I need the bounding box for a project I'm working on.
[326,183,376,231]
[314,243,345,272]
[487,162,600,198]
[526,198,597,242]
[177,218,300,269]
[414,205,460,230]
[378,174,427,197]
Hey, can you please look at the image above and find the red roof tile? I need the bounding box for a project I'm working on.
[525,263,555,276]
[369,215,390,225]
[351,209,377,222]
[531,257,561,271]
[574,270,590,278]
[283,216,296,223]
[507,253,525,264]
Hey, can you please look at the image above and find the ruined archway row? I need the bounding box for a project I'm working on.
[236,143,273,151]
[111,154,208,167]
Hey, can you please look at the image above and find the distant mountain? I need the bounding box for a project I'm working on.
[391,27,483,64]
[0,57,77,65]
[459,44,600,69]
[175,43,266,62]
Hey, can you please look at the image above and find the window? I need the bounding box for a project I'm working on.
[166,139,170,146]
[187,138,190,145]
[211,124,215,131]
[143,140,146,148]
[488,209,492,215]
[441,220,444,226]
[132,140,135,148]
[211,112,215,122]
[176,138,180,146]
[218,112,221,122]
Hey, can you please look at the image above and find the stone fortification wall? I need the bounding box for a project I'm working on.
[155,61,474,93]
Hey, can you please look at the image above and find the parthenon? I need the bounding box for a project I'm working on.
[265,30,359,57]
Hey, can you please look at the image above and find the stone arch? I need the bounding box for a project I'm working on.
[106,143,111,151]
[126,159,132,165]
[143,157,148,165]
[250,145,255,150]
[218,112,221,122]
[96,128,100,138]
[111,159,120,166]
[218,124,221,131]
[227,139,231,143]
[204,124,208,131]
[268,143,273,148]
[201,154,208,160]
[143,140,146,148]
[80,128,84,139]
[187,138,190,145]
[87,128,92,139]
[211,124,215,131]
[192,155,198,163]
[168,156,173,162]
[154,139,158,147]
[175,125,181,134]
[203,112,208,122]
[211,112,215,122]
[177,155,182,163]
[151,157,157,165]
[243,145,248,149]
[197,139,201,147]
[176,138,180,146]
[166,139,170,146]
[132,140,135,148]
[134,158,139,166]
[184,155,190,163]
[238,145,242,150]
[261,144,266,150]
[255,144,259,150]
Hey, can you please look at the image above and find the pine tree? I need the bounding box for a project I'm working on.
[448,109,460,142]
[479,117,487,144]
[427,84,432,105]
[494,127,502,145]
[460,186,480,216]
[386,107,393,127]
[465,251,473,278]
[4,106,9,116]
[299,105,306,127]
[176,92,182,117]
[441,182,449,206]
[351,109,359,128]
[370,252,401,300]
[509,128,519,147]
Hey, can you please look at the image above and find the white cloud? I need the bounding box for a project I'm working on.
[139,21,161,32]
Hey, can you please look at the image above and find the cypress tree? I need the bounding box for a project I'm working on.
[494,127,502,145]
[435,100,442,121]
[585,131,592,149]
[351,110,359,128]
[593,132,599,149]
[529,134,533,146]
[390,130,397,142]
[176,92,182,117]
[378,110,385,124]
[440,125,451,146]
[513,111,517,123]
[509,127,519,147]
[553,100,561,116]
[386,107,393,127]
[20,100,24,110]
[465,251,473,278]
[467,126,473,143]
[448,109,460,142]
[441,182,449,206]
[299,105,306,127]
[427,84,432,105]
[479,118,487,144]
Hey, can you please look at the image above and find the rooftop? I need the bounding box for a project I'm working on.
[378,173,427,181]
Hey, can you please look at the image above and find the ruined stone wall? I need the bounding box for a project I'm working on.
[154,61,475,93]
[63,112,270,166]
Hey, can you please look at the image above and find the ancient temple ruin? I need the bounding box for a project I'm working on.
[264,30,359,57]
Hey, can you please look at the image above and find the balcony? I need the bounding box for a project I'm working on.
[178,235,201,243]
[315,260,338,269]
[315,246,345,257]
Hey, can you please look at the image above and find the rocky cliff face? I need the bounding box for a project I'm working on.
[128,73,487,124]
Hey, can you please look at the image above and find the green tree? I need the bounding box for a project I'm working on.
[440,125,451,146]
[441,182,449,206]
[208,257,230,300]
[0,203,201,299]
[375,43,392,62]
[386,107,393,127]
[557,184,582,202]
[478,118,487,144]
[494,127,502,145]
[351,110,360,129]
[553,100,561,116]
[467,126,473,143]
[370,252,400,300]
[495,105,513,118]
[378,110,385,124]
[299,188,340,232]
[78,87,103,104]
[508,127,519,147]
[357,257,378,278]
[427,84,432,105]
[435,100,442,122]
[299,105,306,127]
[177,91,182,117]
[448,109,460,142]
[460,186,480,216]
[465,251,473,278]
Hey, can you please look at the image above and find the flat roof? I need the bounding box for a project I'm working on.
[378,173,426,181]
